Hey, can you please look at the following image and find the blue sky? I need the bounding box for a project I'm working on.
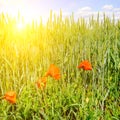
[0,0,120,22]
[38,0,120,11]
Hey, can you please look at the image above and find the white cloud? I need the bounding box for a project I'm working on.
[114,8,120,12]
[76,7,93,19]
[74,5,120,22]
[102,5,113,11]
[78,7,92,12]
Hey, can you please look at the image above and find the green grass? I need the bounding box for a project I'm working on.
[0,11,120,120]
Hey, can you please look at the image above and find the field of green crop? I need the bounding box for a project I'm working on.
[0,11,120,120]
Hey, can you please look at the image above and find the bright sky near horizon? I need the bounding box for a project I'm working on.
[0,0,120,23]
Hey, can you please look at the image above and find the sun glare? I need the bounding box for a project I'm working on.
[16,22,25,30]
[2,0,48,26]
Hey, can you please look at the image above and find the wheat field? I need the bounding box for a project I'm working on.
[0,11,120,120]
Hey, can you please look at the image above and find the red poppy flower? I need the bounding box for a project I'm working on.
[45,64,60,80]
[4,91,16,104]
[78,60,92,70]
[36,77,47,89]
